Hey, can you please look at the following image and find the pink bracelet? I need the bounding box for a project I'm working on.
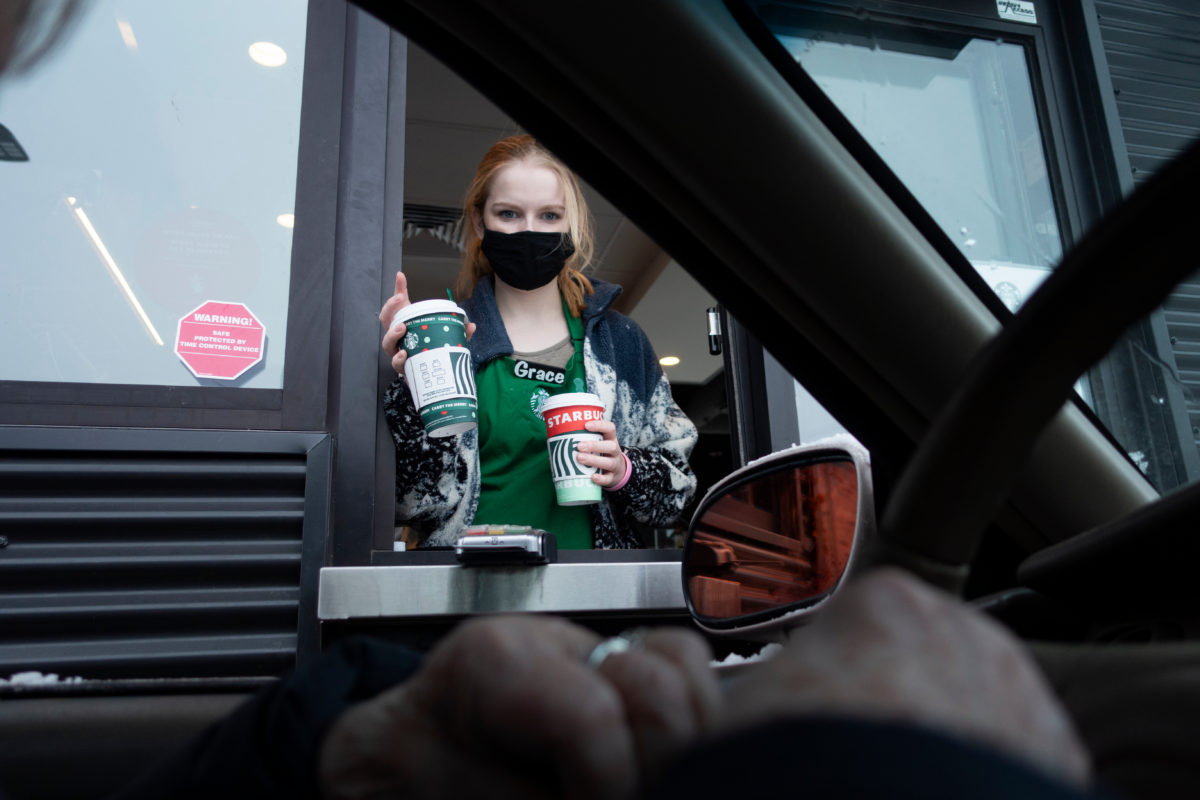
[604,451,633,492]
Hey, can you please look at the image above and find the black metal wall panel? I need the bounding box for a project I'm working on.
[1097,0,1200,181]
[0,428,330,680]
[1095,0,1200,459]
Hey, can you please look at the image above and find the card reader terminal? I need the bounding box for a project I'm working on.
[455,525,558,566]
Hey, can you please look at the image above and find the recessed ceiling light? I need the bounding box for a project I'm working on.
[659,356,681,367]
[116,20,138,50]
[249,41,287,67]
[276,213,295,229]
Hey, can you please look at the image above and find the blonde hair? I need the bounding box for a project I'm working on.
[456,135,595,316]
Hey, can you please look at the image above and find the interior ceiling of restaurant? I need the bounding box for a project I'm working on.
[401,42,723,390]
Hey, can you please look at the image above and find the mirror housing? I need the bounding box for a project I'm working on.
[682,435,875,637]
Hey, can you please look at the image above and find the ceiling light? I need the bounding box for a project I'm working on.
[249,41,287,67]
[116,19,138,50]
[66,197,163,346]
[276,213,295,229]
[659,356,681,367]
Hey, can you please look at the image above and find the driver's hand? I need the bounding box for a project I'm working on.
[717,569,1091,788]
[318,615,718,800]
[379,271,476,376]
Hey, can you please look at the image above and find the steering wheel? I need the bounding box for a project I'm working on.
[876,137,1200,594]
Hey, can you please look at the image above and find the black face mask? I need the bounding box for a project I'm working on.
[481,229,575,291]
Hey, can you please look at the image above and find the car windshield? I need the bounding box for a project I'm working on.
[747,2,1200,495]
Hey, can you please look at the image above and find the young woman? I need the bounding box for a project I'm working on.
[379,135,696,549]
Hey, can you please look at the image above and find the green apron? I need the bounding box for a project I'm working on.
[472,305,594,548]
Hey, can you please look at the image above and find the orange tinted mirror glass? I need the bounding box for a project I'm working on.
[685,459,857,622]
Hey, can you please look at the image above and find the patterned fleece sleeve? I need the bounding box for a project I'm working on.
[382,377,478,547]
[607,375,699,528]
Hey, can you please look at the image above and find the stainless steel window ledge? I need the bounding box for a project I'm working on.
[317,563,686,619]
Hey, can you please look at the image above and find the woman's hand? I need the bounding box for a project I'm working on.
[379,272,475,376]
[579,420,628,488]
[379,271,414,375]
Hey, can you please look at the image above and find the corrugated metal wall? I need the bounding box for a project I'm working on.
[1096,0,1200,455]
[1097,1,1200,181]
[0,429,329,680]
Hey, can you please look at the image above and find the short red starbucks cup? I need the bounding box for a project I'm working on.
[541,392,606,506]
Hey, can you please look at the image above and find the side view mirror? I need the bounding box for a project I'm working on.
[682,436,875,637]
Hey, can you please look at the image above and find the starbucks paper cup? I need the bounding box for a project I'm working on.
[541,392,605,506]
[393,299,477,437]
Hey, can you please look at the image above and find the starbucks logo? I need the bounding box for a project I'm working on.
[530,387,550,418]
[404,331,419,351]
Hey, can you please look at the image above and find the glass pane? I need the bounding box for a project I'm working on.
[759,11,1200,491]
[687,460,857,621]
[0,0,307,387]
[777,28,1062,313]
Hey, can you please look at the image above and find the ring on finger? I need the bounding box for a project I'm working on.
[586,628,650,669]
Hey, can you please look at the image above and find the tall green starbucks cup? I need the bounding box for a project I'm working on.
[541,392,606,506]
[393,299,477,438]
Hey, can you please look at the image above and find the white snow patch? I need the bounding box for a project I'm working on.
[0,671,84,686]
[711,642,781,668]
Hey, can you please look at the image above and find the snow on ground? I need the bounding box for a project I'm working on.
[711,642,781,667]
[0,671,84,686]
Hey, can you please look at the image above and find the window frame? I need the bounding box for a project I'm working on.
[0,2,406,568]
[0,0,346,434]
[736,0,1187,491]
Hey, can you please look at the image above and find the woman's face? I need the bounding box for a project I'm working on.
[476,160,569,236]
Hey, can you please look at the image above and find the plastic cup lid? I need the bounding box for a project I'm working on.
[541,392,604,412]
[392,298,466,326]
